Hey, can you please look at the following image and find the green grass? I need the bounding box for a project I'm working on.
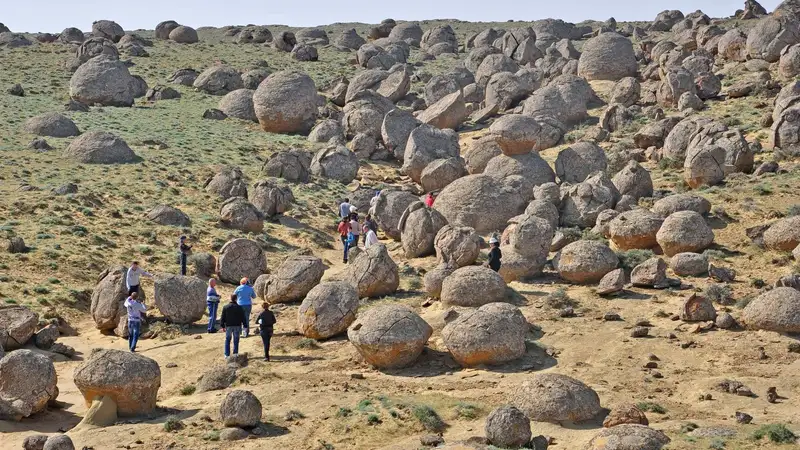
[703,284,732,304]
[637,402,667,414]
[285,410,306,420]
[179,384,196,396]
[412,405,446,432]
[751,424,797,443]
[336,407,352,418]
[453,402,480,420]
[202,430,220,441]
[366,413,381,425]
[545,287,575,309]
[163,415,183,432]
[616,249,655,271]
[295,338,320,350]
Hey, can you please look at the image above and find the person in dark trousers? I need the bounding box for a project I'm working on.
[179,236,192,276]
[337,217,351,263]
[363,214,378,234]
[487,237,502,272]
[220,294,245,357]
[256,302,277,361]
[126,261,152,295]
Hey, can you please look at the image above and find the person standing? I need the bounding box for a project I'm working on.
[339,198,352,219]
[363,214,378,234]
[178,236,192,276]
[220,294,245,358]
[424,192,435,207]
[124,292,146,352]
[206,279,221,333]
[233,278,256,337]
[487,237,502,272]
[364,227,379,249]
[349,214,361,246]
[337,217,351,263]
[126,261,152,295]
[256,302,277,361]
[368,190,381,215]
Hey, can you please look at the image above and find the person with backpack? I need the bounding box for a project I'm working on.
[220,294,245,357]
[256,302,277,361]
[337,217,351,263]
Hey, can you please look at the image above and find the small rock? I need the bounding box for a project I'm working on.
[28,138,52,151]
[166,363,178,368]
[789,342,800,353]
[643,361,658,369]
[708,264,736,283]
[715,312,735,329]
[651,370,663,379]
[766,387,778,403]
[717,379,754,397]
[219,427,249,441]
[420,434,444,447]
[631,326,649,338]
[8,83,24,96]
[559,307,575,318]
[603,311,622,321]
[350,373,365,380]
[203,109,227,120]
[735,411,753,424]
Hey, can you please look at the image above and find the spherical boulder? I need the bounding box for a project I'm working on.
[489,114,548,155]
[652,194,711,217]
[42,435,75,450]
[484,152,556,196]
[555,142,608,184]
[90,266,135,330]
[73,348,160,416]
[169,25,198,44]
[218,89,257,122]
[420,157,465,193]
[608,209,664,250]
[509,373,602,423]
[155,20,180,40]
[656,211,714,257]
[219,197,263,233]
[746,15,800,62]
[92,20,124,43]
[193,65,244,95]
[153,274,206,324]
[584,424,670,450]
[205,165,248,199]
[310,145,359,183]
[373,190,419,240]
[347,304,432,369]
[63,131,138,164]
[398,202,448,258]
[0,305,38,350]
[253,71,318,134]
[22,112,80,138]
[509,214,554,273]
[554,240,619,284]
[764,216,800,251]
[559,172,620,228]
[249,179,293,217]
[434,225,481,267]
[441,266,506,307]
[578,32,638,81]
[344,242,398,296]
[484,405,532,448]
[423,263,456,299]
[297,282,359,339]
[434,174,527,233]
[69,55,137,107]
[218,239,268,284]
[402,125,460,183]
[264,253,325,304]
[220,390,262,427]
[443,303,527,367]
[612,160,653,201]
[0,349,58,421]
[59,27,86,44]
[261,149,311,183]
[669,252,708,276]
[742,287,800,333]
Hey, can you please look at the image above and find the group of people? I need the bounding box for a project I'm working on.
[122,259,276,361]
[337,197,379,263]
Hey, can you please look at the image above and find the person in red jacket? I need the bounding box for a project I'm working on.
[424,192,435,207]
[337,217,351,263]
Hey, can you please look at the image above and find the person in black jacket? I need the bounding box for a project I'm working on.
[220,294,245,357]
[256,302,277,361]
[487,237,502,272]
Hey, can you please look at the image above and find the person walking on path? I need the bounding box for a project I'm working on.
[126,261,152,295]
[256,302,277,361]
[124,292,147,352]
[487,237,502,272]
[349,214,362,246]
[338,217,351,263]
[363,214,378,234]
[178,236,192,276]
[220,294,245,357]
[233,278,256,337]
[339,198,352,219]
[364,227,379,249]
[424,192,436,208]
[206,279,221,333]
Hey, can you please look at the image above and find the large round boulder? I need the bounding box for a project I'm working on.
[347,304,432,369]
[69,55,136,107]
[90,266,135,330]
[205,165,248,199]
[424,263,456,299]
[253,71,318,134]
[669,252,709,276]
[345,244,399,298]
[0,306,38,350]
[63,131,137,164]
[584,424,671,450]
[145,204,190,227]
[656,211,714,256]
[92,20,124,42]
[22,112,80,138]
[441,266,506,307]
[155,20,180,40]
[554,240,619,284]
[742,287,800,332]
[218,239,268,284]
[169,25,198,44]
[310,145,359,183]
[219,197,263,233]
[555,142,607,184]
[249,179,293,217]
[484,152,556,196]
[0,350,58,420]
[398,202,448,258]
[612,160,653,201]
[464,136,502,174]
[509,373,602,423]
[434,174,527,233]
[559,172,620,228]
[652,194,711,217]
[220,390,262,427]
[261,149,311,183]
[608,209,664,250]
[264,253,325,304]
[746,15,800,62]
[60,27,86,44]
[434,225,481,267]
[485,405,532,449]
[764,216,800,251]
[193,65,244,95]
[402,125,460,183]
[153,274,206,324]
[442,303,527,367]
[420,157,466,193]
[373,190,419,240]
[508,214,554,273]
[297,282,359,339]
[489,114,550,155]
[578,32,638,81]
[73,348,160,416]
[218,89,256,122]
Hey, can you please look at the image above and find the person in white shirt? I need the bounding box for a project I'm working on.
[368,190,381,215]
[339,198,351,219]
[124,292,147,352]
[349,214,361,245]
[126,261,152,295]
[364,228,379,249]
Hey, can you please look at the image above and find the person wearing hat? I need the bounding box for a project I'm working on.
[206,279,221,333]
[178,236,192,276]
[486,237,502,272]
[233,278,256,337]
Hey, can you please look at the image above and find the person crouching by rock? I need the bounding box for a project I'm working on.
[220,294,245,358]
[256,302,277,362]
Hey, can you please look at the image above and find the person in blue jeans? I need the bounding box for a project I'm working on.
[220,294,245,357]
[206,278,221,333]
[124,292,147,352]
[233,278,256,337]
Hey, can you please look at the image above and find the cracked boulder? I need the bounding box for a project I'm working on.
[297,282,359,339]
[509,373,602,423]
[441,266,507,307]
[0,306,38,350]
[345,244,399,298]
[264,253,325,304]
[434,225,482,268]
[443,303,528,367]
[398,202,448,258]
[348,304,432,369]
[218,239,268,284]
[0,349,58,421]
[91,266,142,331]
[153,274,207,324]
